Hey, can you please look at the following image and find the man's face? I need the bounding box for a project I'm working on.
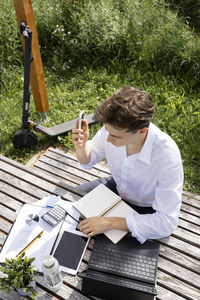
[105,123,140,147]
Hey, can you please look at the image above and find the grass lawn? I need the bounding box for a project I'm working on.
[0,0,199,194]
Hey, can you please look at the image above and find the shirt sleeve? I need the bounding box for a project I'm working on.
[126,161,184,243]
[79,126,107,170]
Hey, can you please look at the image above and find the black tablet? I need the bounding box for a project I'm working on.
[52,229,89,275]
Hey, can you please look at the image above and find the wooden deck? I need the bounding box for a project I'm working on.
[0,147,200,300]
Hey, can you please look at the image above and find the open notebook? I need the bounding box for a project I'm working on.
[73,184,133,244]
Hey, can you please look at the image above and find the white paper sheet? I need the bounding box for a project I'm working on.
[0,195,80,272]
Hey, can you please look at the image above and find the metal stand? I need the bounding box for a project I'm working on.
[13,22,96,149]
[13,22,37,149]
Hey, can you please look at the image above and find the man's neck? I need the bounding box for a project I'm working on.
[126,132,148,156]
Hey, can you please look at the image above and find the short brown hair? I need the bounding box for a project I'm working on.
[94,86,155,133]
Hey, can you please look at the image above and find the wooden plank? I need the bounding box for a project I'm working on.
[158,257,200,289]
[36,275,90,300]
[0,289,26,300]
[53,149,111,174]
[39,155,100,181]
[182,190,200,199]
[159,244,200,274]
[0,216,13,234]
[0,180,40,204]
[0,231,7,246]
[178,218,200,235]
[33,285,59,300]
[53,283,90,300]
[183,191,200,200]
[181,202,200,217]
[0,155,85,199]
[182,194,200,209]
[159,236,200,260]
[180,210,200,226]
[37,261,89,297]
[50,148,111,174]
[62,273,83,292]
[156,285,186,300]
[0,168,80,203]
[0,205,17,223]
[36,156,95,182]
[34,161,85,185]
[157,270,200,300]
[0,283,58,300]
[172,227,200,248]
[45,150,109,178]
[0,171,50,201]
[0,193,22,212]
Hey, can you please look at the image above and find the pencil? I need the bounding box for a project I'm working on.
[16,230,44,257]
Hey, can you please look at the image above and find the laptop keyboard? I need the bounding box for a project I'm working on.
[85,269,156,294]
[89,244,157,284]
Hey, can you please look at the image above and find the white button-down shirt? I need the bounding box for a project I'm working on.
[80,123,184,243]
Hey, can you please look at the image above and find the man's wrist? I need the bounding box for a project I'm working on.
[76,146,91,165]
[106,217,129,232]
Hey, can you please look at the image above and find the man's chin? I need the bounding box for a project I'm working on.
[111,143,122,147]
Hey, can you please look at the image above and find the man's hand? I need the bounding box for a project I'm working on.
[78,216,129,237]
[72,119,89,149]
[71,119,91,164]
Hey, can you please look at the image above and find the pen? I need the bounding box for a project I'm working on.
[66,210,80,224]
[16,230,44,257]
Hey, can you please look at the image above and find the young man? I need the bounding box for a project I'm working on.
[72,86,184,243]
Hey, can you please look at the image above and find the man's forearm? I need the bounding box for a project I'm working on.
[107,217,129,232]
[78,216,129,237]
[76,145,91,165]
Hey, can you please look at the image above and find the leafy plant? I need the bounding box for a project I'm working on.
[57,0,200,84]
[0,0,22,68]
[0,252,38,299]
[167,0,200,31]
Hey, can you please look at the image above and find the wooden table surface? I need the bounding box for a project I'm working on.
[0,147,200,300]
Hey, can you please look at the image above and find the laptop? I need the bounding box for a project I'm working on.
[80,234,160,300]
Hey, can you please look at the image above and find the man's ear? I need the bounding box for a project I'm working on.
[139,127,149,134]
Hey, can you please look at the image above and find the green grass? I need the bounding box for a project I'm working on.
[0,0,200,194]
[167,0,200,32]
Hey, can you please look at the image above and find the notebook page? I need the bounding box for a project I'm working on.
[73,184,121,218]
[104,201,133,244]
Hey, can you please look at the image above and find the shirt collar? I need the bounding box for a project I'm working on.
[138,123,155,165]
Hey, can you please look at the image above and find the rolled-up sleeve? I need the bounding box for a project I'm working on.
[79,126,106,170]
[126,161,184,243]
